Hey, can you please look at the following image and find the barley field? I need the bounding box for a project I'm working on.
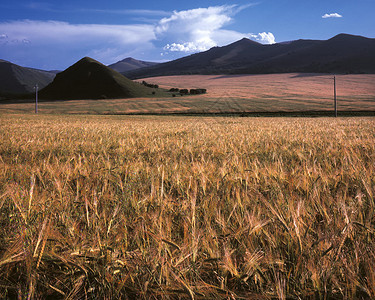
[0,114,374,299]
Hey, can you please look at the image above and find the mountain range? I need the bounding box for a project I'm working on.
[124,33,375,78]
[1,33,374,97]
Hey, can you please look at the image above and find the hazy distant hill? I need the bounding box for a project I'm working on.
[40,57,153,100]
[0,59,55,95]
[124,34,375,78]
[108,57,159,73]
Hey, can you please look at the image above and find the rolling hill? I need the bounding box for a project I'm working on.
[124,34,375,78]
[39,57,154,100]
[0,59,56,96]
[108,57,159,73]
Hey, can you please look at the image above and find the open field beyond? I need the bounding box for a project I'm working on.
[0,114,374,298]
[1,74,374,114]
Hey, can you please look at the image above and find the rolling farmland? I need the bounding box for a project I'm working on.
[1,73,374,114]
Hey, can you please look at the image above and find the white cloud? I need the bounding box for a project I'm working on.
[84,9,171,17]
[156,5,275,54]
[23,3,171,17]
[322,13,343,19]
[250,32,276,44]
[164,42,213,52]
[0,20,156,68]
[155,6,233,53]
[0,20,154,45]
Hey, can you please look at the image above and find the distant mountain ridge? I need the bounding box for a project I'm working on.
[108,57,159,73]
[124,33,375,78]
[0,60,55,96]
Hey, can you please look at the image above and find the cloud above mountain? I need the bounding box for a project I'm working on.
[157,5,275,54]
[0,5,276,69]
[322,13,343,19]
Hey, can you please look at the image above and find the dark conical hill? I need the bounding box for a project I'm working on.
[40,57,151,100]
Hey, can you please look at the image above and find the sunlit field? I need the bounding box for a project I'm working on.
[1,114,374,299]
[1,74,374,114]
[147,73,375,112]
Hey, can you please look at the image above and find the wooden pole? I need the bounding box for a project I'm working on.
[334,76,337,117]
[35,84,38,114]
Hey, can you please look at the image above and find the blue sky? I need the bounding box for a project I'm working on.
[0,0,374,70]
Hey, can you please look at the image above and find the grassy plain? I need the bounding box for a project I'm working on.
[0,74,374,114]
[1,114,374,299]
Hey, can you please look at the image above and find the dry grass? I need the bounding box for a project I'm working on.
[0,113,375,299]
[1,73,374,114]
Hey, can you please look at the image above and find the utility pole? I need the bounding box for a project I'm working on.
[334,76,337,117]
[35,84,38,114]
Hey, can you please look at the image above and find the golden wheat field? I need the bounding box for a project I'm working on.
[1,74,374,114]
[1,114,375,299]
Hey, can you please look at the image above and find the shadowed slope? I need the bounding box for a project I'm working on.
[40,57,152,100]
[0,60,55,95]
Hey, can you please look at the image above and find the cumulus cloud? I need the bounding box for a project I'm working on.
[156,6,233,53]
[322,13,343,19]
[164,42,210,52]
[156,5,276,54]
[250,32,276,44]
